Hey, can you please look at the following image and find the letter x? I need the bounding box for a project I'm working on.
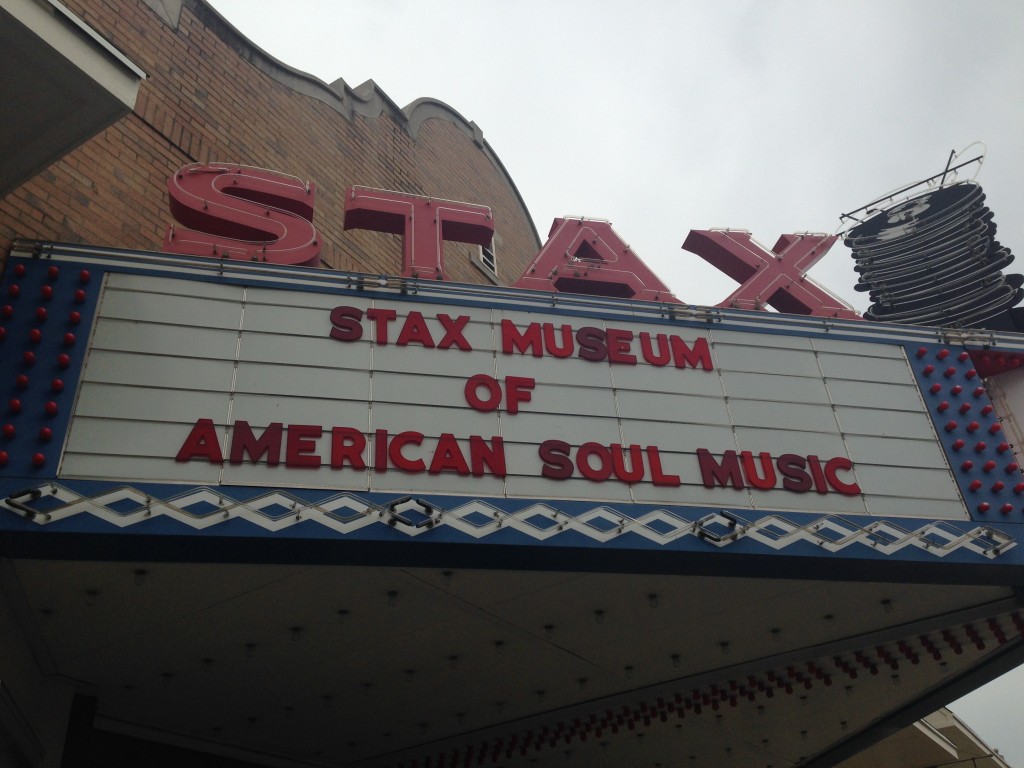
[343,186,495,280]
[682,230,861,319]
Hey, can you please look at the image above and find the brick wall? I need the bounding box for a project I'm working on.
[0,0,540,285]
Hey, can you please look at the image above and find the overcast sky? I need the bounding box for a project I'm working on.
[206,1,1024,761]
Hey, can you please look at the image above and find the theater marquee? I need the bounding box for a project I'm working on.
[1,245,1023,567]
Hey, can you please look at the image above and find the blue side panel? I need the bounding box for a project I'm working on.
[906,342,1024,520]
[0,256,100,482]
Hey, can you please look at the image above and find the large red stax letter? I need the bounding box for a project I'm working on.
[682,230,861,319]
[512,217,680,303]
[342,186,494,280]
[164,163,320,266]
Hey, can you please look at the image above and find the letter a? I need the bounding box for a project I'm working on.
[512,218,681,303]
[176,418,224,463]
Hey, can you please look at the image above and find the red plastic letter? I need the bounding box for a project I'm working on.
[176,418,223,463]
[683,230,860,319]
[165,163,319,266]
[513,218,680,303]
[343,186,494,280]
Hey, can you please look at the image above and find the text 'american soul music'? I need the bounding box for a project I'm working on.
[174,307,860,495]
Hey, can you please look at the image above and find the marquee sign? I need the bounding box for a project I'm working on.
[2,243,1023,573]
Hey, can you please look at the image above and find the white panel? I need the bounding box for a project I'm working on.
[100,288,242,329]
[826,379,924,411]
[866,495,967,519]
[844,434,949,469]
[719,370,831,405]
[107,272,244,301]
[500,413,622,445]
[732,426,849,458]
[712,343,821,377]
[63,418,210,466]
[749,487,869,514]
[525,383,618,420]
[82,350,235,391]
[61,452,223,483]
[712,328,814,347]
[727,400,838,433]
[497,441,544,476]
[610,365,724,397]
[834,406,938,440]
[854,465,960,500]
[493,353,615,387]
[372,371,470,409]
[370,403,500,437]
[245,286,360,311]
[234,362,369,401]
[617,421,734,453]
[372,344,494,376]
[90,317,238,359]
[632,480,754,508]
[816,352,914,384]
[243,301,356,337]
[238,331,371,369]
[230,394,370,429]
[374,470,507,496]
[503,474,635,503]
[65,415,203,453]
[614,391,731,425]
[812,337,907,358]
[73,382,230,423]
[223,461,369,490]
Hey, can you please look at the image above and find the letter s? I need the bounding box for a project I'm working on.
[777,453,812,492]
[539,440,574,480]
[164,163,320,266]
[329,306,364,342]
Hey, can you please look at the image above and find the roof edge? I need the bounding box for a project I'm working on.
[180,0,541,249]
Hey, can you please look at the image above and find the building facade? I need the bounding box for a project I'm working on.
[2,2,1024,768]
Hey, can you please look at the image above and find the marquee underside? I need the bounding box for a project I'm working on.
[3,557,1022,768]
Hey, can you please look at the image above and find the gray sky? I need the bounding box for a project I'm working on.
[207,1,1024,761]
